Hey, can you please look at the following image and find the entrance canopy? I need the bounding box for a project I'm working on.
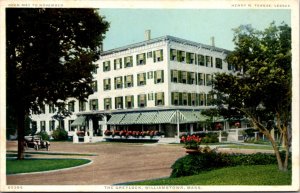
[71,116,86,127]
[107,110,208,125]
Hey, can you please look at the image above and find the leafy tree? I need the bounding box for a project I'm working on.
[6,8,109,159]
[211,22,291,171]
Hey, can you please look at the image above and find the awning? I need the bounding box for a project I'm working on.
[135,112,157,124]
[180,111,200,123]
[71,116,86,127]
[194,112,209,122]
[120,113,141,125]
[107,114,126,125]
[153,111,176,124]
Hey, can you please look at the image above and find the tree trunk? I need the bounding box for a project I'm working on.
[17,108,25,160]
[263,130,284,171]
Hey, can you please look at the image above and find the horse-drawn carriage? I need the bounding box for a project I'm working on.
[24,135,50,151]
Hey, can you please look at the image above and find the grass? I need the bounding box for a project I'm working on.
[6,158,91,175]
[223,144,274,150]
[128,165,291,185]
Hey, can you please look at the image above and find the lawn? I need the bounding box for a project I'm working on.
[222,144,275,150]
[129,165,291,185]
[6,158,91,175]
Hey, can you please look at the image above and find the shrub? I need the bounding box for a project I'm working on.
[170,149,226,178]
[170,150,289,178]
[201,133,219,143]
[52,128,68,141]
[36,131,50,141]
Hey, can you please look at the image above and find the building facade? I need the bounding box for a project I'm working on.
[31,35,236,140]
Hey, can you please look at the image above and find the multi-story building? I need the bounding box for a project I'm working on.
[31,33,235,141]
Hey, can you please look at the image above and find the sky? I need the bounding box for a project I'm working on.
[99,9,291,51]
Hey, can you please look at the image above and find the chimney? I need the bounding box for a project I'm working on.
[100,43,103,52]
[210,36,215,47]
[145,30,151,41]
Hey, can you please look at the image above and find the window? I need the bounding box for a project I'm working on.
[115,96,123,109]
[124,75,134,88]
[188,72,196,84]
[186,52,195,64]
[136,53,146,65]
[103,78,111,91]
[153,49,163,62]
[31,121,37,131]
[103,61,111,72]
[206,94,213,106]
[191,93,197,106]
[182,92,188,106]
[124,56,133,68]
[147,51,152,58]
[197,54,205,66]
[49,104,56,113]
[197,73,205,85]
[228,63,233,71]
[91,81,98,92]
[92,65,98,74]
[137,73,146,86]
[89,99,98,110]
[171,92,179,105]
[155,92,164,106]
[154,70,164,84]
[180,71,187,84]
[138,94,147,107]
[147,71,153,79]
[216,58,223,69]
[49,120,55,131]
[68,120,74,131]
[170,49,177,61]
[114,76,123,89]
[148,93,154,100]
[40,121,46,131]
[206,74,212,86]
[199,93,206,106]
[177,50,185,62]
[125,95,134,109]
[171,70,178,83]
[104,98,112,110]
[79,100,86,111]
[205,56,213,67]
[114,58,122,70]
[68,101,75,112]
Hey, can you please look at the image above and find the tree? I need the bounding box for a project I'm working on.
[211,22,291,171]
[6,8,109,160]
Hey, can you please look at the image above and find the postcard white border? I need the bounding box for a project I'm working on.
[0,0,299,192]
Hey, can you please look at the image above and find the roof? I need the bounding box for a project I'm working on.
[100,35,231,57]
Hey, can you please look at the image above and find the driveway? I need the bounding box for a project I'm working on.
[6,141,186,185]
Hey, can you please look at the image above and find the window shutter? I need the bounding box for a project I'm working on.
[157,70,162,79]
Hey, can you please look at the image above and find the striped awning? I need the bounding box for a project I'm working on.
[194,112,209,122]
[180,111,200,123]
[70,116,86,127]
[135,112,157,124]
[107,114,126,125]
[120,113,141,125]
[153,111,176,124]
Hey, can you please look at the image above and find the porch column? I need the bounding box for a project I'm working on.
[176,110,180,143]
[88,119,93,137]
[190,124,194,134]
[102,115,108,136]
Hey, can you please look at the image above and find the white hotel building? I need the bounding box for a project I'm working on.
[31,33,236,141]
